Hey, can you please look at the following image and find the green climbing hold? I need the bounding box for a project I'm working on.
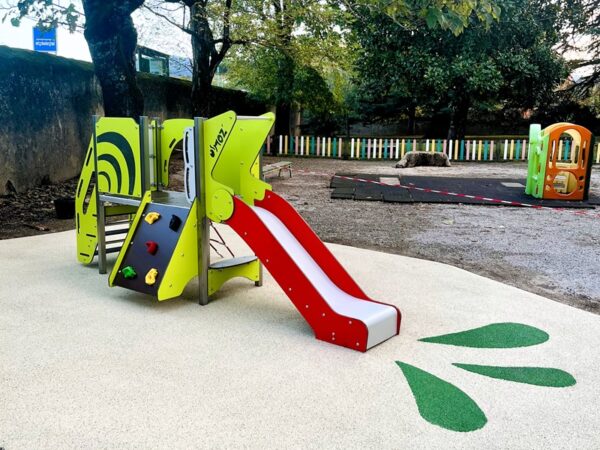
[453,364,576,387]
[396,361,487,432]
[122,266,137,280]
[419,323,549,348]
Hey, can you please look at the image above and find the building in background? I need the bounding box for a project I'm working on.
[135,46,169,77]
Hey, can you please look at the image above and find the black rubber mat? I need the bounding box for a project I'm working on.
[331,174,600,208]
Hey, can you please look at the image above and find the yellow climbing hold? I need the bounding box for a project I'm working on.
[145,268,159,286]
[144,212,161,224]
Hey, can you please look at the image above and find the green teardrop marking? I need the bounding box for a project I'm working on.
[396,361,487,432]
[419,323,549,348]
[453,364,576,387]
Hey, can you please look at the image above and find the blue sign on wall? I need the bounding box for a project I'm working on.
[33,27,57,53]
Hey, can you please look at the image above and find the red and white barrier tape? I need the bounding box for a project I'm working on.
[293,169,600,219]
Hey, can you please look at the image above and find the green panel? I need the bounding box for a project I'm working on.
[160,118,194,187]
[157,200,199,301]
[208,112,275,213]
[95,117,142,197]
[453,364,576,387]
[419,323,549,348]
[75,139,98,264]
[397,362,487,432]
[525,124,546,198]
[202,112,237,223]
[108,191,153,286]
[208,259,261,296]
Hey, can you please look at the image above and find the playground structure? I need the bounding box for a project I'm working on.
[75,111,401,352]
[526,123,595,201]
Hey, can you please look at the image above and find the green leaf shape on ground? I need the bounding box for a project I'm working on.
[419,323,549,348]
[396,361,487,432]
[453,364,576,387]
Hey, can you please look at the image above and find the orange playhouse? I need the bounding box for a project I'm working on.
[526,123,595,201]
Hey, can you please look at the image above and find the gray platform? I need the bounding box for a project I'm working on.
[331,174,600,208]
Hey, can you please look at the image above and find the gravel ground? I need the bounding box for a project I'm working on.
[265,156,600,313]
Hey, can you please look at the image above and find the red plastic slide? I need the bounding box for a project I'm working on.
[226,190,400,352]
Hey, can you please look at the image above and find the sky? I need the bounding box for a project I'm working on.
[0,1,192,63]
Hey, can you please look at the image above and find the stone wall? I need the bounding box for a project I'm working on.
[0,45,265,194]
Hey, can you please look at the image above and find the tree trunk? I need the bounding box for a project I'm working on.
[191,62,213,117]
[272,1,295,137]
[448,97,471,139]
[274,102,292,137]
[273,53,295,136]
[190,3,215,116]
[447,109,456,140]
[82,0,144,118]
[407,103,416,135]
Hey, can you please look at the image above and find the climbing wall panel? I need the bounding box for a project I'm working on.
[112,202,191,296]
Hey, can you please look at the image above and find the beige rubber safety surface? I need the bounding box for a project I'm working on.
[1,228,599,449]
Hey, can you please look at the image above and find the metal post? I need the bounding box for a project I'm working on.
[139,116,150,192]
[255,145,263,287]
[193,117,210,305]
[92,115,107,274]
[153,117,162,190]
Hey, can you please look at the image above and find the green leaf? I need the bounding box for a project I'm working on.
[419,323,549,348]
[453,364,576,387]
[397,361,487,432]
[425,8,441,29]
[10,17,21,27]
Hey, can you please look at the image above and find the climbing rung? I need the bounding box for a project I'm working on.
[106,226,130,236]
[94,246,122,256]
[105,238,125,246]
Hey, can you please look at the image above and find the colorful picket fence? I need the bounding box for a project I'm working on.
[265,135,600,163]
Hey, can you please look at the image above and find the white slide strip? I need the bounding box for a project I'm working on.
[253,207,397,349]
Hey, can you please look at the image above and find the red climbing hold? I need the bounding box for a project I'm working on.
[145,241,158,255]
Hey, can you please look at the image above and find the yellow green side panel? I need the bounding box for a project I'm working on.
[108,190,153,286]
[160,119,194,187]
[95,117,142,197]
[210,112,275,206]
[157,200,199,301]
[208,259,261,296]
[203,112,237,222]
[76,138,98,264]
[105,205,138,217]
[251,157,260,178]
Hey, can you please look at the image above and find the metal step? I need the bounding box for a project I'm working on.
[210,255,258,270]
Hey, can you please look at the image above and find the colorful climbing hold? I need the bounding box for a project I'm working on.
[122,266,137,280]
[145,241,158,255]
[169,214,182,231]
[145,268,159,286]
[144,212,161,224]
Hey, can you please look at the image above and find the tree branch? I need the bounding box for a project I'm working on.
[142,3,193,35]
